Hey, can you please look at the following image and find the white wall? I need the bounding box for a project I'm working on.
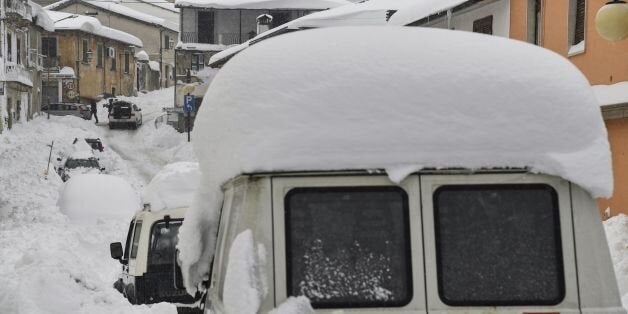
[425,0,511,38]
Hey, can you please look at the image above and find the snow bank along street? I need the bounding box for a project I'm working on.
[0,88,192,314]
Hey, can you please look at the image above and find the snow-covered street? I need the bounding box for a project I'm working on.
[1,86,628,313]
[0,88,191,314]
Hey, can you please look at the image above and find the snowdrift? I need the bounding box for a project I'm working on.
[142,162,200,211]
[178,27,612,292]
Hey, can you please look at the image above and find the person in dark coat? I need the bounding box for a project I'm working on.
[90,100,99,123]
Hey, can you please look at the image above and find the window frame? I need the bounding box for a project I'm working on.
[433,183,565,306]
[419,173,579,312]
[567,0,586,56]
[130,220,143,259]
[271,175,425,311]
[147,219,184,269]
[124,51,130,74]
[82,39,89,63]
[96,42,104,68]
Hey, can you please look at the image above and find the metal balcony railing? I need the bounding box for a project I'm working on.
[43,56,59,69]
[180,32,248,45]
[28,49,44,70]
[5,62,33,86]
[4,0,32,20]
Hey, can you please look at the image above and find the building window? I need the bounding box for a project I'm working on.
[473,15,493,35]
[7,33,12,62]
[16,38,21,64]
[191,54,204,71]
[433,184,564,305]
[197,11,215,43]
[42,37,57,67]
[124,52,130,74]
[164,34,170,50]
[97,43,104,67]
[111,52,117,71]
[111,87,116,96]
[527,0,542,45]
[82,39,89,63]
[568,0,586,54]
[285,187,412,308]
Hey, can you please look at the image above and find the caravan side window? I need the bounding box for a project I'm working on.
[285,186,412,308]
[433,184,564,306]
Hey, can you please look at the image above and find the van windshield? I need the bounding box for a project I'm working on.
[285,187,412,308]
[149,220,183,267]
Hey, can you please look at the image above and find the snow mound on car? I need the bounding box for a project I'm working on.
[178,27,612,292]
[58,174,140,224]
[142,162,200,211]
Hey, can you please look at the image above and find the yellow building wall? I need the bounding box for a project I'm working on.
[57,31,136,100]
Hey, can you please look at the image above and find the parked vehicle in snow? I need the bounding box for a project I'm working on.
[110,162,202,313]
[176,28,625,314]
[56,150,105,182]
[84,138,104,152]
[41,103,91,120]
[110,206,201,313]
[109,101,143,129]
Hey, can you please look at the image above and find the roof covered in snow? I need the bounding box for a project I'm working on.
[138,0,179,12]
[45,0,178,31]
[47,11,143,47]
[387,0,470,26]
[174,0,350,9]
[30,1,56,32]
[208,0,437,66]
[179,27,613,292]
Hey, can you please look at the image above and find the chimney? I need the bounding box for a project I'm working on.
[256,14,273,35]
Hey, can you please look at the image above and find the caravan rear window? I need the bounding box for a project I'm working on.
[433,184,564,306]
[285,187,412,308]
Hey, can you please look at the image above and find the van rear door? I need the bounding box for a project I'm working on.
[419,173,579,314]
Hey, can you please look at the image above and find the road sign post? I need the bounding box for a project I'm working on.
[184,94,195,142]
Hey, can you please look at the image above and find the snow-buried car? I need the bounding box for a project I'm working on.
[176,27,624,313]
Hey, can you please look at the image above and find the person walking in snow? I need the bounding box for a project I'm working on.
[90,100,99,123]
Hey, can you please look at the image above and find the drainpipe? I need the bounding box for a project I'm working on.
[160,27,164,89]
[447,9,453,30]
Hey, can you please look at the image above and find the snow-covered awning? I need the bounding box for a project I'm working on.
[47,11,143,47]
[174,0,349,9]
[44,66,76,79]
[593,82,628,107]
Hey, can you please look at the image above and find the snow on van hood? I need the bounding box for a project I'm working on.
[142,162,200,211]
[177,27,613,293]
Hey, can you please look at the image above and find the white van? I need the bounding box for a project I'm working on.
[176,27,625,314]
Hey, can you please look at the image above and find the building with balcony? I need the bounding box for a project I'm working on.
[45,0,178,90]
[0,0,54,133]
[170,0,349,132]
[42,10,142,104]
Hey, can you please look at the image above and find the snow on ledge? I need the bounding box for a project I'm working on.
[177,27,613,293]
[593,81,628,107]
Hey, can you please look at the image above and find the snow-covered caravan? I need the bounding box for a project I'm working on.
[178,27,624,314]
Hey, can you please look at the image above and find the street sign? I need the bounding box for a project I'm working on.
[184,94,195,113]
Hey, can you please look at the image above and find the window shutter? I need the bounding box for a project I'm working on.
[574,0,585,44]
[473,15,493,35]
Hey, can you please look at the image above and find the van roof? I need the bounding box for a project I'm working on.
[192,27,611,198]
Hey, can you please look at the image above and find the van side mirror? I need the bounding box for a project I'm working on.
[57,158,62,162]
[110,242,123,261]
[173,249,185,290]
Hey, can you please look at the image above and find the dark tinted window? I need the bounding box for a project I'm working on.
[433,184,564,306]
[148,220,182,267]
[285,187,412,308]
[123,221,134,259]
[65,158,99,169]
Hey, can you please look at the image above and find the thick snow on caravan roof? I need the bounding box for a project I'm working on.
[177,27,612,292]
[174,0,349,9]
